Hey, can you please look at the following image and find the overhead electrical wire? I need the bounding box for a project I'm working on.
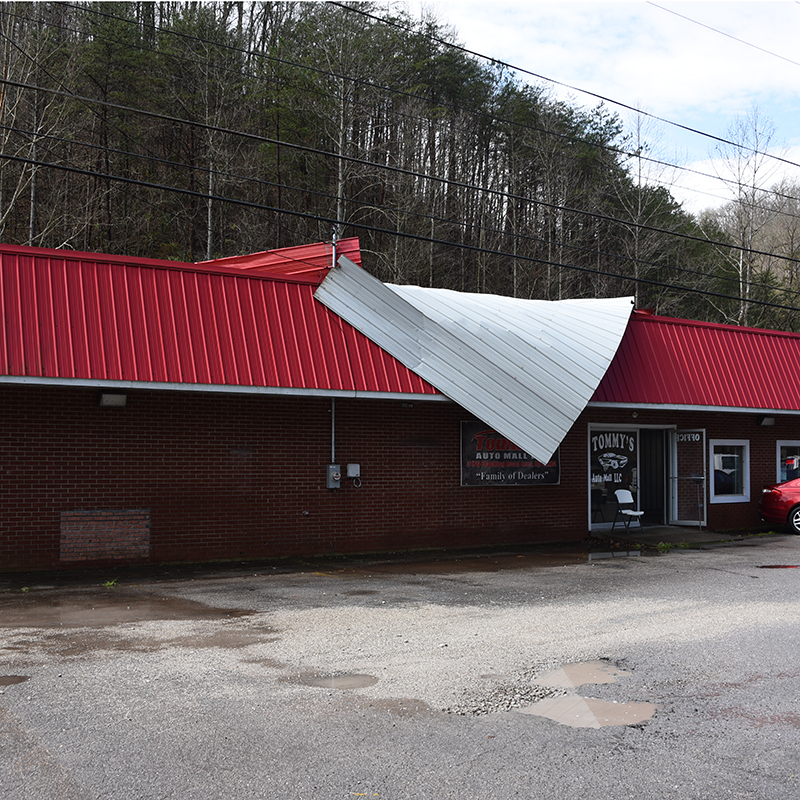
[647,2,800,69]
[1,3,793,260]
[49,1,800,223]
[4,73,797,276]
[4,147,799,315]
[338,1,800,174]
[4,117,798,304]
[1,3,798,312]
[2,8,794,263]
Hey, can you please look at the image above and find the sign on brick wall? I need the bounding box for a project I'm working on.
[460,421,560,486]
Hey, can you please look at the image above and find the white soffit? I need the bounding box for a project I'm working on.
[315,256,633,463]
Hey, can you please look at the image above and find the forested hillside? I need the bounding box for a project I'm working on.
[1,1,798,328]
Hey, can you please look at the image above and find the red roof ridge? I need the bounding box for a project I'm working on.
[0,240,358,286]
[633,309,800,339]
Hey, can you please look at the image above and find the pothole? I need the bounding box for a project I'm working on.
[518,696,659,728]
[288,672,379,689]
[446,681,566,716]
[0,675,30,686]
[445,665,567,715]
[446,659,657,727]
[536,660,632,688]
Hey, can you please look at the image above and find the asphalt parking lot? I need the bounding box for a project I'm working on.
[2,535,800,800]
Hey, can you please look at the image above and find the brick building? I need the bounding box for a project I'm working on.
[2,240,799,572]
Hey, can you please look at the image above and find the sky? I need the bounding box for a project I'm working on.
[405,1,800,214]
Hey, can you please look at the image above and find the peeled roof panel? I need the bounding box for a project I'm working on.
[315,256,633,462]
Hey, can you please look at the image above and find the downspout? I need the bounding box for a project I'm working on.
[330,397,336,465]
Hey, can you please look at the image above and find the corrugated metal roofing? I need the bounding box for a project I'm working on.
[592,312,800,411]
[0,243,437,397]
[314,255,633,462]
[196,237,361,282]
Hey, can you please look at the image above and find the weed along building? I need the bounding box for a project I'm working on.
[2,240,800,572]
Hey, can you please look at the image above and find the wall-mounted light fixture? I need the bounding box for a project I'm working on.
[757,415,775,427]
[98,393,127,408]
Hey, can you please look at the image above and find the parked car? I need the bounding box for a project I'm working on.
[759,478,800,533]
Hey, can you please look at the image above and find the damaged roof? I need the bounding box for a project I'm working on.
[314,256,633,463]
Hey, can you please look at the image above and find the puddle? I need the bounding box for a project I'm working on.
[511,660,657,728]
[517,696,659,728]
[535,660,631,689]
[0,675,30,686]
[0,592,251,628]
[289,672,379,689]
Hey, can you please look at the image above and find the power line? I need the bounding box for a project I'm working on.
[5,116,797,302]
[53,1,800,220]
[3,148,798,315]
[2,3,798,315]
[648,2,800,69]
[5,73,797,273]
[338,1,800,174]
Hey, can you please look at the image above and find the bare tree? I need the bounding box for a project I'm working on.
[706,106,784,326]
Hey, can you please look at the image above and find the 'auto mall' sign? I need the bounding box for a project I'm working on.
[460,421,560,487]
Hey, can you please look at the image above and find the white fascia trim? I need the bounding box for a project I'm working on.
[587,401,800,415]
[0,375,450,402]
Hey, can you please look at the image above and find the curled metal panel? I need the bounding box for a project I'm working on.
[315,256,633,463]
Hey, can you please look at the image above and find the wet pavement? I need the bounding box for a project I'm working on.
[2,534,800,799]
[593,523,781,549]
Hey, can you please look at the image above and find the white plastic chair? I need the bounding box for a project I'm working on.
[611,489,644,532]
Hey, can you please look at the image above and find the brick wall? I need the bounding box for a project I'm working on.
[1,384,797,572]
[0,385,587,571]
[585,407,800,530]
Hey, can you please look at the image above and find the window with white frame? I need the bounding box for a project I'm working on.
[776,441,800,483]
[709,439,749,503]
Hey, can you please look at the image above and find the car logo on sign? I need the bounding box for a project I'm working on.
[599,453,628,470]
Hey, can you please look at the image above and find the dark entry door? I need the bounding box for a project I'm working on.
[639,429,666,525]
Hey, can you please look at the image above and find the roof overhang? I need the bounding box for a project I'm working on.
[588,401,800,415]
[0,375,448,402]
[315,256,633,463]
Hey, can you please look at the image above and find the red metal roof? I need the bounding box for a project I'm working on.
[7,241,800,411]
[0,243,437,396]
[195,237,361,283]
[593,311,800,410]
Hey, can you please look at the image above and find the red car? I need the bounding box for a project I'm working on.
[760,478,800,533]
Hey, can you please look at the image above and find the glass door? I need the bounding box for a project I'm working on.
[669,429,706,527]
[590,428,638,527]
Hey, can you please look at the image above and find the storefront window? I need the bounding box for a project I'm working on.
[709,439,749,503]
[776,441,800,483]
[589,428,638,523]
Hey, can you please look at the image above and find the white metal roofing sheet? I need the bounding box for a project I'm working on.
[314,256,633,462]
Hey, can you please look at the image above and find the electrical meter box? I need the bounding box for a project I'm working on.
[326,465,341,489]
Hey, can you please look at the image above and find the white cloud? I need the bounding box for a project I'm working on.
[408,0,800,210]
